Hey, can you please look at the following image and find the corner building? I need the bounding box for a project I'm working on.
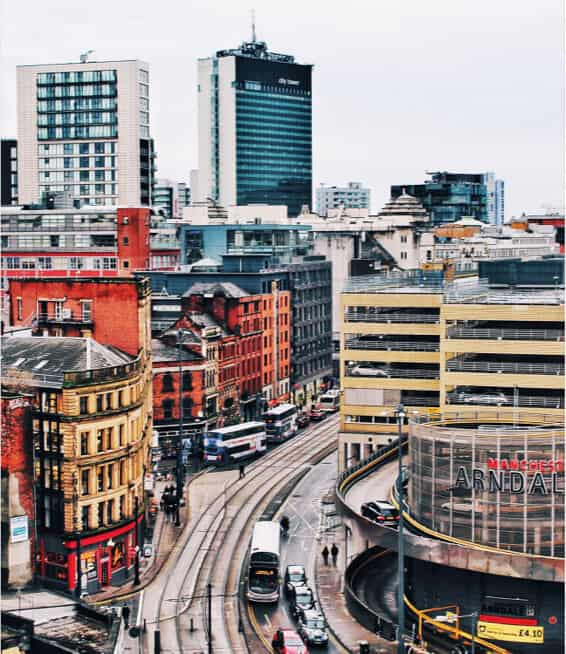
[197,39,312,215]
[17,59,155,206]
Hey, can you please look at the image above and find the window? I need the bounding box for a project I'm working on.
[16,297,22,321]
[119,423,125,446]
[123,236,129,245]
[107,464,114,489]
[96,395,103,412]
[98,501,105,527]
[97,429,104,452]
[80,396,88,414]
[82,505,90,530]
[162,399,173,420]
[161,373,174,393]
[120,460,126,485]
[119,495,125,520]
[107,499,114,524]
[182,396,193,413]
[105,392,113,410]
[97,467,104,491]
[123,260,129,269]
[80,432,89,455]
[81,300,92,321]
[81,469,90,495]
[94,142,104,153]
[79,156,89,168]
[182,372,192,391]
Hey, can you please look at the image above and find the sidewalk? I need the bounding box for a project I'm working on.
[315,529,395,654]
[88,473,200,605]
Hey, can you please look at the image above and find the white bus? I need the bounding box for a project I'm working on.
[247,521,281,603]
[263,403,298,443]
[203,421,266,464]
[320,389,340,413]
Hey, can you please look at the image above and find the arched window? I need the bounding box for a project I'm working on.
[162,399,174,419]
[182,397,193,413]
[162,373,173,393]
[182,372,192,391]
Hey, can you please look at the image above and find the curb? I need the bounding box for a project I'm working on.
[88,467,210,605]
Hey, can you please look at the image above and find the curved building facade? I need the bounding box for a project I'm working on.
[408,415,564,557]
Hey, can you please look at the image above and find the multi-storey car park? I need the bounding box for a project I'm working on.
[335,257,564,653]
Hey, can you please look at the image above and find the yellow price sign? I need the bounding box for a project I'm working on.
[477,621,544,644]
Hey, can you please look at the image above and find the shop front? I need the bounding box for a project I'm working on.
[37,515,142,595]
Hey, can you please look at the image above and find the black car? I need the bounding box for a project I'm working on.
[297,413,310,429]
[360,501,399,526]
[284,564,307,597]
[288,585,316,618]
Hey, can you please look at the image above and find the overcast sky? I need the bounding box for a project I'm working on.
[1,0,563,217]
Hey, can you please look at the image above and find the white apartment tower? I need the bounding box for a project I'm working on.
[315,182,370,216]
[17,59,155,207]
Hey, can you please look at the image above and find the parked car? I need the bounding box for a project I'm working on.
[310,406,325,421]
[284,564,307,597]
[361,501,399,526]
[349,363,391,377]
[272,628,310,653]
[289,586,316,618]
[297,413,310,429]
[451,390,509,406]
[298,610,329,647]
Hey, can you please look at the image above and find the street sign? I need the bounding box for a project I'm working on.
[10,516,28,543]
[477,621,544,644]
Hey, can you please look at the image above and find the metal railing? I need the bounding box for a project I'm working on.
[345,337,439,351]
[63,355,143,387]
[37,311,93,324]
[344,311,440,324]
[1,221,117,232]
[347,367,440,379]
[446,359,564,375]
[401,395,440,407]
[446,393,564,409]
[447,326,565,341]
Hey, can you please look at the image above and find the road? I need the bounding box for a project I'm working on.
[249,449,344,653]
[127,414,339,654]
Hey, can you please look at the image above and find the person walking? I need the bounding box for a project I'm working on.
[238,463,245,480]
[122,605,130,628]
[321,545,329,565]
[331,543,339,566]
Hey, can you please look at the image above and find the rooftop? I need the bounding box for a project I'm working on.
[187,312,230,337]
[183,281,249,299]
[151,337,203,363]
[1,337,133,389]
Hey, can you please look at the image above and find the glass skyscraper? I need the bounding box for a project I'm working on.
[197,39,312,216]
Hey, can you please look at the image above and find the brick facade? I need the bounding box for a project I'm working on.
[1,392,34,587]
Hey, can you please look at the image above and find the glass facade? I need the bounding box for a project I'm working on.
[36,70,118,141]
[234,57,312,216]
[391,172,490,226]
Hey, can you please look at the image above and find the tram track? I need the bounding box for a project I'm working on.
[144,415,339,654]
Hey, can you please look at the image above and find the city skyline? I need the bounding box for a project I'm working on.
[1,0,563,218]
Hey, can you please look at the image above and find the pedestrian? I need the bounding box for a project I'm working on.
[331,542,339,566]
[321,545,329,565]
[239,463,245,480]
[122,605,130,628]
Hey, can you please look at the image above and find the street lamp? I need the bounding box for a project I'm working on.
[133,545,140,586]
[395,403,406,654]
[176,329,187,527]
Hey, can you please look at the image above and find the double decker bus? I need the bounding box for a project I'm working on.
[203,421,266,464]
[263,403,298,443]
[247,521,281,603]
[320,389,340,413]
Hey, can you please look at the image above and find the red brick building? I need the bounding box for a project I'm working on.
[182,281,291,421]
[1,391,34,588]
[8,276,152,357]
[151,338,207,458]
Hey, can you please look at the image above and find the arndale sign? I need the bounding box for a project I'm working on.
[454,458,564,496]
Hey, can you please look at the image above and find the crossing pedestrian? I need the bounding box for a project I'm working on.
[321,545,329,565]
[331,543,339,566]
[239,463,245,479]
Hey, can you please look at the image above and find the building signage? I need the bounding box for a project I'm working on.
[278,78,300,86]
[454,458,564,496]
[477,621,544,644]
[10,515,28,543]
[144,473,154,491]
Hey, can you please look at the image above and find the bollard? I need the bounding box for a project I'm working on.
[359,640,370,654]
[238,617,244,633]
[143,619,147,633]
[190,617,195,633]
[154,629,161,654]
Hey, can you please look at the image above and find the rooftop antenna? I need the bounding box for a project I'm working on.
[80,50,95,64]
[251,9,256,42]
